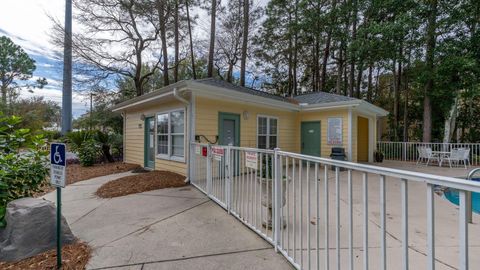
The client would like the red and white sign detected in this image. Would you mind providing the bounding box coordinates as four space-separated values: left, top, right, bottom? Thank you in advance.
212 146 224 161
245 151 258 169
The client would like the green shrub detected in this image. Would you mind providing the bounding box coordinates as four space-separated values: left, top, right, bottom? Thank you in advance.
95 131 114 162
0 114 49 227
78 139 100 166
42 130 63 141
66 130 94 152
109 133 123 159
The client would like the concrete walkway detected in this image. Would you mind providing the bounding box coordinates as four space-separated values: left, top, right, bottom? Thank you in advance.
43 172 293 270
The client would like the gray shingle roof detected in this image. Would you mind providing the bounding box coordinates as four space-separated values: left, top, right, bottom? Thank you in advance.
195 78 358 106
194 78 290 103
293 91 357 105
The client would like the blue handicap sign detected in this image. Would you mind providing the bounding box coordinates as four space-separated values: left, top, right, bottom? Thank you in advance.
50 143 66 166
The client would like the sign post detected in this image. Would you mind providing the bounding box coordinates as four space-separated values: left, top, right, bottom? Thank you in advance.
50 143 66 269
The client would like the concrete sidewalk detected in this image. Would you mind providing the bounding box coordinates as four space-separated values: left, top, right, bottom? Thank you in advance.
43 172 293 270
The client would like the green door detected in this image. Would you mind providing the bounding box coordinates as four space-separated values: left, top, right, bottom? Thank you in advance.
301 121 321 157
144 117 155 169
218 112 240 146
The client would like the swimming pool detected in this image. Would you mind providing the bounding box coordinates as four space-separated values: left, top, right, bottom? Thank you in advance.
442 177 480 214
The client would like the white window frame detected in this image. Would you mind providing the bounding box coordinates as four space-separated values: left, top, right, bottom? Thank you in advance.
256 115 279 149
155 108 186 162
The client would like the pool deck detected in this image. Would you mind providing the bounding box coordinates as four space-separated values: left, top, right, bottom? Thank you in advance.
373 160 480 178
217 160 480 269
353 160 480 269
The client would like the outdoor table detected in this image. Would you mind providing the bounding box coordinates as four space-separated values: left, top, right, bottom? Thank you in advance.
432 151 450 167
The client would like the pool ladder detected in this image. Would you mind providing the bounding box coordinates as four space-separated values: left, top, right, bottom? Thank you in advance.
465 168 480 223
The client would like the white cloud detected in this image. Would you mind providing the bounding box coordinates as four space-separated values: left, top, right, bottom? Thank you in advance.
0 0 64 55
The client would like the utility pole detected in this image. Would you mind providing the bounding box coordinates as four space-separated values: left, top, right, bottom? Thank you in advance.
90 92 95 130
61 0 72 135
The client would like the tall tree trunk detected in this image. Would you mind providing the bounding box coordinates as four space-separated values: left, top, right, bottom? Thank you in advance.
443 94 459 143
240 0 250 86
320 0 338 92
157 0 169 86
355 63 363 98
1 85 7 112
134 41 144 96
207 0 217 77
336 45 344 95
288 12 293 96
393 57 402 141
227 63 234 82
174 0 179 83
312 45 317 91
423 0 438 142
348 0 358 97
374 68 380 100
186 0 196 79
403 73 409 141
343 53 348 96
293 0 298 95
367 64 373 102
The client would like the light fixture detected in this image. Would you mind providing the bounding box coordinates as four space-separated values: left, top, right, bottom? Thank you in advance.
140 114 146 121
243 110 249 120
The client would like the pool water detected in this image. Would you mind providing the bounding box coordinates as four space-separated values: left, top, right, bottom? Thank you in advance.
443 189 480 214
442 177 480 214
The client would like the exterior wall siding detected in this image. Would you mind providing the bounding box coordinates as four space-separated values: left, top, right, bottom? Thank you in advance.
298 110 351 160
124 100 189 176
195 96 298 152
122 92 380 174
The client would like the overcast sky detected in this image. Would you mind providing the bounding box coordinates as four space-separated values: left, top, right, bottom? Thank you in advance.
1 0 97 117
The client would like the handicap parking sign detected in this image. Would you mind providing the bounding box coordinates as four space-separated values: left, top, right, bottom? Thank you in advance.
51 143 66 166
50 143 66 187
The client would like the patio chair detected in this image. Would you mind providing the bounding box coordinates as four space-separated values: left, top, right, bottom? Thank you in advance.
416 147 439 166
459 148 471 168
442 148 470 168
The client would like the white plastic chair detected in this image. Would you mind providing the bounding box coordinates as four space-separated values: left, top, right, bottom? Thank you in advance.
460 148 471 168
443 148 470 168
417 147 439 166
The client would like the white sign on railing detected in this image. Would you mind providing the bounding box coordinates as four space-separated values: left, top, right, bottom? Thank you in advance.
212 146 224 161
245 151 258 169
327 117 343 145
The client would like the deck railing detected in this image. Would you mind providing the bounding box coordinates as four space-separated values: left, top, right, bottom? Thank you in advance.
377 141 480 166
189 142 480 270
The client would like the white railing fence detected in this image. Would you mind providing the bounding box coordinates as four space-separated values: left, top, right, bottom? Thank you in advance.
377 141 480 166
189 142 480 270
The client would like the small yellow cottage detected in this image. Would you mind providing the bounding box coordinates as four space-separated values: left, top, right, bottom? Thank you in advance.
112 78 388 177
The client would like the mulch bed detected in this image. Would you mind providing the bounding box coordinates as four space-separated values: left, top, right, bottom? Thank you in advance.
95 170 187 198
0 241 91 270
35 162 141 197
66 162 141 185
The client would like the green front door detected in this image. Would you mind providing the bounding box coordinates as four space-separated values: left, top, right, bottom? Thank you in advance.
301 121 321 157
144 117 155 169
218 112 240 146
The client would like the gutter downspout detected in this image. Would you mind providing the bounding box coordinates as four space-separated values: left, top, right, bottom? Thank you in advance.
173 88 191 183
174 87 189 105
121 112 126 163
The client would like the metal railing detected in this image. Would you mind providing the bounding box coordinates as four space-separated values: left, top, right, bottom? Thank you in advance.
189 142 480 270
377 141 480 166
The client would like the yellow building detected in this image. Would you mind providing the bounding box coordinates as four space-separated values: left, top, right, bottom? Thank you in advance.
112 78 388 177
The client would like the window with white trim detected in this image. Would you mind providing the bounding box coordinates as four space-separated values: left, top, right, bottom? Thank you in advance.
156 110 185 159
257 116 278 149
